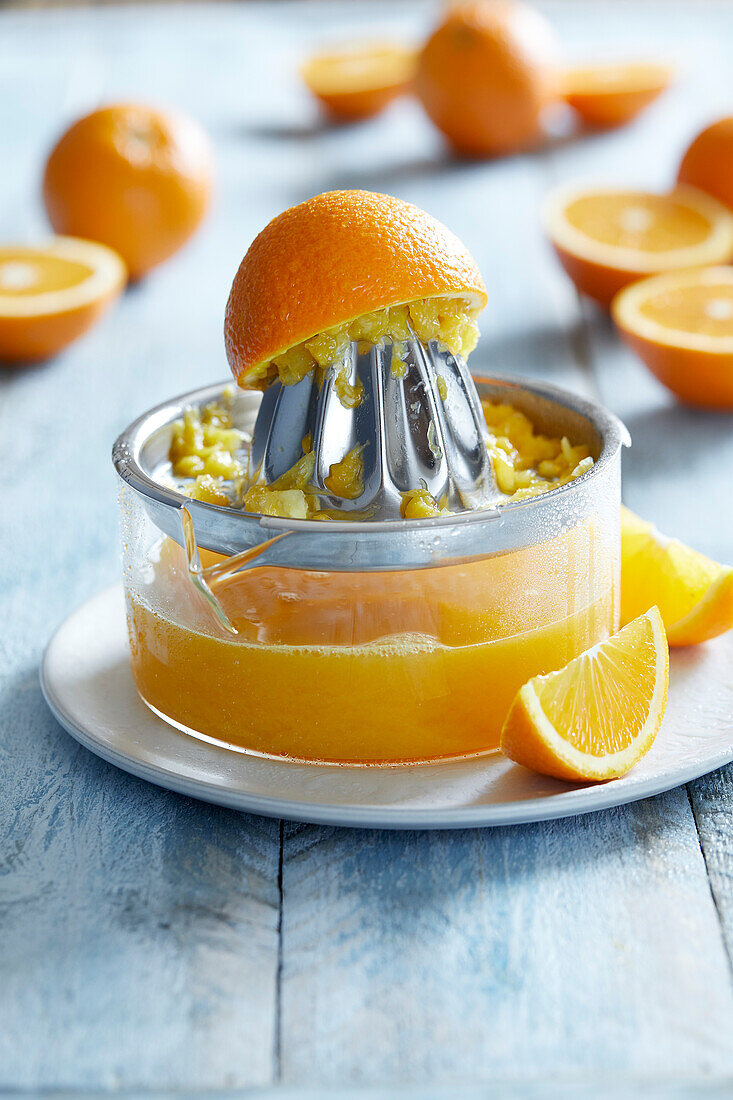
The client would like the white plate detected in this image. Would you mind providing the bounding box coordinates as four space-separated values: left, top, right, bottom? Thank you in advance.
41 585 733 830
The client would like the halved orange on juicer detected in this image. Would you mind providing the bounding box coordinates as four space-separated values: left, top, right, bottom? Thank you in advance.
544 185 733 308
561 62 674 129
500 607 669 782
225 189 487 390
300 42 416 121
0 237 126 364
613 266 733 408
621 506 733 647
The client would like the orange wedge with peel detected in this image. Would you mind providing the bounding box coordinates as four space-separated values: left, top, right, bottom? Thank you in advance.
621 505 733 647
500 607 668 782
562 62 674 128
0 237 126 364
301 42 415 121
543 184 733 308
613 266 733 408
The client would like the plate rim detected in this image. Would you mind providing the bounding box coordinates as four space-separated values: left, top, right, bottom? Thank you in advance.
40 585 733 830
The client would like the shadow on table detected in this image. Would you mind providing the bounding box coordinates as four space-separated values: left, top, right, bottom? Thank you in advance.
236 118 336 141
470 322 587 381
620 403 733 478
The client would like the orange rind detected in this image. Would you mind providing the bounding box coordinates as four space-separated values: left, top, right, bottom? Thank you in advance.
225 189 487 389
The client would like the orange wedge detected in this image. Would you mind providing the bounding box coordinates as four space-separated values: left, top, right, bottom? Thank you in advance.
0 237 126 364
562 62 674 129
500 608 668 782
301 42 416 121
544 184 733 308
613 266 733 408
621 505 733 647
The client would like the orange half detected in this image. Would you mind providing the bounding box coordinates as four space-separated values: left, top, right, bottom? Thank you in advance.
562 62 674 128
225 190 487 388
0 237 126 364
613 266 733 407
544 184 733 307
500 607 669 782
301 42 416 120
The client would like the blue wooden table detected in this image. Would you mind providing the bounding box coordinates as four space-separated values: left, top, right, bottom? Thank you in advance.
1 2 733 1096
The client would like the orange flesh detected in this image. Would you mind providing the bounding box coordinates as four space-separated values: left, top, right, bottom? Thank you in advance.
639 282 733 335
0 251 93 295
564 193 712 251
125 523 616 764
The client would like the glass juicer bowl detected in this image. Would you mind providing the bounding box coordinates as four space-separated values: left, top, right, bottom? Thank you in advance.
113 374 629 765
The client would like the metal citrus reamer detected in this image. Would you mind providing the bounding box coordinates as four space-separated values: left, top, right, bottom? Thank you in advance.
249 331 502 518
224 190 503 519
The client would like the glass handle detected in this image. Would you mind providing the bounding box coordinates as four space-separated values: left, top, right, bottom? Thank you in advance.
180 507 293 636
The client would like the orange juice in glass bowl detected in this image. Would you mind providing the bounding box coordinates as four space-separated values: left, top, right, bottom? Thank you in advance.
113 375 628 765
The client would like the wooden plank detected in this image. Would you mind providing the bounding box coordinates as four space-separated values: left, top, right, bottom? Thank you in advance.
546 2 733 971
1 1 732 1093
280 795 733 1085
275 0 733 1086
0 6 286 1091
688 771 733 967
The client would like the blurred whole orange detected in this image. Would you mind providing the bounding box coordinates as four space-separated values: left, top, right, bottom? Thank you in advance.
677 117 733 212
43 104 213 280
414 0 560 158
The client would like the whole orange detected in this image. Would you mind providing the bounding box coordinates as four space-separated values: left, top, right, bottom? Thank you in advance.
678 117 733 211
414 0 560 158
43 104 213 279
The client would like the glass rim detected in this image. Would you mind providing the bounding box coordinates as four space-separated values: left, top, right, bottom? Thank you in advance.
112 372 630 538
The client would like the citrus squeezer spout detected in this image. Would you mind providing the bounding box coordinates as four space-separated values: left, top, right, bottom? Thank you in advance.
249 336 502 519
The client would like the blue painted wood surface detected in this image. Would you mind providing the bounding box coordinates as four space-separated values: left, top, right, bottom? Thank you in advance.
1 2 732 1095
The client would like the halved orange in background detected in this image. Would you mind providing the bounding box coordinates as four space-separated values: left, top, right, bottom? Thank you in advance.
500 607 669 782
561 62 674 129
0 237 126 364
544 184 733 307
613 266 733 408
621 506 733 647
300 42 416 121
